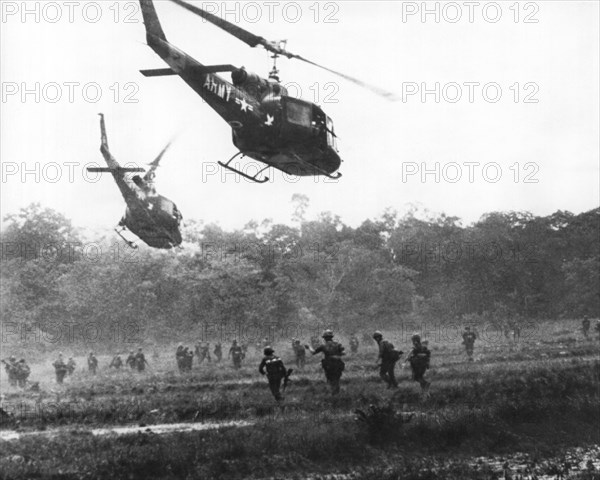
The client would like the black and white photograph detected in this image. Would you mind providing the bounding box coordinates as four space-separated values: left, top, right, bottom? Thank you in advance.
1 1 599 478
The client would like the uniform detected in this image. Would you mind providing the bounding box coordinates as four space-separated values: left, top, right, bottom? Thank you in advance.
135 349 148 372
229 341 244 369
53 355 69 384
16 360 30 388
87 353 98 374
184 347 194 371
67 358 76 375
373 332 402 388
259 348 287 401
309 330 345 395
407 335 431 392
126 352 136 369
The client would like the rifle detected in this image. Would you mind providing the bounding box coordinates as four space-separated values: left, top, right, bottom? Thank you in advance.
282 368 293 392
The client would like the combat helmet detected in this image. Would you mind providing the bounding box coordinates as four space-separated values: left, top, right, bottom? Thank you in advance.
264 347 274 355
411 334 421 343
372 330 383 339
322 329 334 339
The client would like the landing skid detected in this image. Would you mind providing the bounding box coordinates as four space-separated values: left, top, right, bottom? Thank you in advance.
218 151 342 183
218 152 269 184
114 227 138 249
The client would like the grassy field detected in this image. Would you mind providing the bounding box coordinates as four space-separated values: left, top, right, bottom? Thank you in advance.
1 319 599 479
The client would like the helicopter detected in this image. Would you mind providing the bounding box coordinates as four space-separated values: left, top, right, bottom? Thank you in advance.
138 0 397 183
88 113 183 249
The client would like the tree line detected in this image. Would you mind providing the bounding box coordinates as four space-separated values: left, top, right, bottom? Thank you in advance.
1 199 598 352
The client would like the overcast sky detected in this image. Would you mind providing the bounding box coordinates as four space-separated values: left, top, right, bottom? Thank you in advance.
1 1 598 235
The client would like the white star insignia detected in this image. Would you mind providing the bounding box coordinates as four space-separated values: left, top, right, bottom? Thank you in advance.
236 97 253 112
264 114 274 126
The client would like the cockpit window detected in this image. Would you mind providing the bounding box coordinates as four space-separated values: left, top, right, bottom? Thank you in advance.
326 116 337 149
286 100 312 127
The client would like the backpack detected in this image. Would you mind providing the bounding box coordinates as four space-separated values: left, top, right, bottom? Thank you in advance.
381 340 402 361
265 356 284 376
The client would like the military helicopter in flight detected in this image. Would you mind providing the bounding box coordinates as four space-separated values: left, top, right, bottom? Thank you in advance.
138 0 397 183
88 114 182 249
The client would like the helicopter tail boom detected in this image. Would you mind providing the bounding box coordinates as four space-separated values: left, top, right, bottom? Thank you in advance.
140 0 167 42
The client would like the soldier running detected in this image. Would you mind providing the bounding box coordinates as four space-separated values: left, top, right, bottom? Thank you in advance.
87 352 98 374
126 351 136 369
373 331 402 389
53 353 69 384
135 348 148 372
305 329 345 395
259 347 289 401
462 326 477 361
67 357 76 375
407 334 431 394
229 340 244 369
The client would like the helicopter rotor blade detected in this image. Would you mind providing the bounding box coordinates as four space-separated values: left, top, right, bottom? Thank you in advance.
290 55 400 101
169 0 265 48
144 139 175 182
169 0 398 100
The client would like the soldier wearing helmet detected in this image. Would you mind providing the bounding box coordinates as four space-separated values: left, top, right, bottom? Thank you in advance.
305 329 345 394
406 334 431 394
373 331 402 389
259 347 289 401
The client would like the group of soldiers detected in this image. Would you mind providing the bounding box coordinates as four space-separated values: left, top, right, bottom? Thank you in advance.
50 349 148 384
257 329 434 401
2 357 31 388
175 342 222 372
8 317 597 393
175 339 272 372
